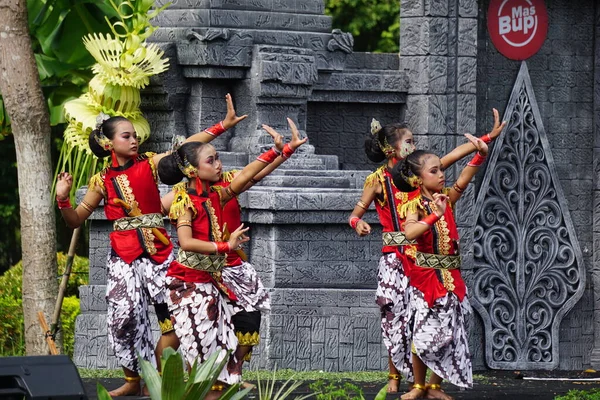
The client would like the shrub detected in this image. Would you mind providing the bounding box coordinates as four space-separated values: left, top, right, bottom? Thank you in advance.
0 253 88 356
555 389 600 400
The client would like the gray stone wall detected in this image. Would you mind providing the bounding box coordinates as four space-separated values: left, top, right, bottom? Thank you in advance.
475 0 595 370
307 102 404 170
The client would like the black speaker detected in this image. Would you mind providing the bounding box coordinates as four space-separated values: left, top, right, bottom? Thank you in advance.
0 355 88 399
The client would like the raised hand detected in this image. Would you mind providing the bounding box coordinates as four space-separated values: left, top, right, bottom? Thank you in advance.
432 193 448 217
56 172 73 200
465 133 488 156
222 93 248 129
228 223 250 250
286 118 308 150
488 108 506 140
261 124 285 151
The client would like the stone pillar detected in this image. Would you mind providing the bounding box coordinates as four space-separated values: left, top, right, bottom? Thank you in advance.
590 3 600 370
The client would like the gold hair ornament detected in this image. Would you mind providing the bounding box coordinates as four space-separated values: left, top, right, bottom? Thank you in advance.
370 118 394 157
94 112 112 150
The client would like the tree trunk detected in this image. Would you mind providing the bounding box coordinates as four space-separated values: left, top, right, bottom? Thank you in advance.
0 0 58 355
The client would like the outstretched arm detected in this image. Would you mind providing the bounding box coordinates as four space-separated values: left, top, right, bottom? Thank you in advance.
440 108 505 169
447 134 489 205
241 118 308 191
153 93 247 165
219 124 285 206
56 172 104 228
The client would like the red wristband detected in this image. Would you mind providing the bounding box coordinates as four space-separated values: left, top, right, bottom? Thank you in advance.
467 152 486 167
204 121 226 137
419 213 440 226
481 134 492 144
57 196 72 210
257 148 279 164
282 143 295 159
349 217 360 230
215 242 231 254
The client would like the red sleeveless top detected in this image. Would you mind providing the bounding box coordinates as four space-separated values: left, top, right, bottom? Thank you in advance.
400 189 467 307
89 153 172 264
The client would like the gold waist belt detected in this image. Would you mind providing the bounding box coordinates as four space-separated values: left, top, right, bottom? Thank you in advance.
113 213 164 231
177 250 226 273
382 231 416 246
415 251 461 270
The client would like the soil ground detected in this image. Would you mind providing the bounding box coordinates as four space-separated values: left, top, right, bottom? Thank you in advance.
84 370 600 400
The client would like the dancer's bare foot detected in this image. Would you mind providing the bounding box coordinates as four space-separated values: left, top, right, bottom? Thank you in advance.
425 385 453 400
387 374 400 393
108 380 141 397
400 384 427 400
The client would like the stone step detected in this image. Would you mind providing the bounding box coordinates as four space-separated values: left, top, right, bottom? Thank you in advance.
258 174 352 188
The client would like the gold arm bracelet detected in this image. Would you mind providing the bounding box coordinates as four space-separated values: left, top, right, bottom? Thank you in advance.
453 182 465 193
225 186 238 197
356 200 369 210
177 220 193 228
80 200 94 213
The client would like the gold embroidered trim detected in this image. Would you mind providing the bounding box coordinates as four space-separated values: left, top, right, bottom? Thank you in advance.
158 318 174 334
115 174 135 206
113 213 164 231
415 251 461 270
236 331 260 346
382 231 416 247
140 228 157 255
169 183 197 220
441 269 456 292
205 198 223 242
177 250 226 272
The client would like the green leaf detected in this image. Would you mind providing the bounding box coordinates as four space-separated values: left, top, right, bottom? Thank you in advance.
96 382 113 400
373 384 388 400
161 351 185 400
139 356 162 400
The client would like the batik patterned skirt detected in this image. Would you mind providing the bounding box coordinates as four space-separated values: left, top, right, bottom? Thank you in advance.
106 252 173 372
221 261 271 313
376 252 410 356
402 287 473 388
166 277 241 385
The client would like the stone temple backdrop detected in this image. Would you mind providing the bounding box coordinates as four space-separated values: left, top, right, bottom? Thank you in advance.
74 0 599 372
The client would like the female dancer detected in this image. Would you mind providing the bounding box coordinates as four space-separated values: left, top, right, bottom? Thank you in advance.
55 94 246 396
348 110 504 393
157 121 306 397
391 135 488 400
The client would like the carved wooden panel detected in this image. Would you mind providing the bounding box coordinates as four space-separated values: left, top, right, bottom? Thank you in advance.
471 62 586 369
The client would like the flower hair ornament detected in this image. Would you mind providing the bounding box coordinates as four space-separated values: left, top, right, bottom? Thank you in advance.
94 112 112 151
171 135 198 178
400 164 422 188
371 118 395 158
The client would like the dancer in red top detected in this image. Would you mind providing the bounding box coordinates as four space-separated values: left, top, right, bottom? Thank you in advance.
391 134 489 400
157 120 307 398
348 110 505 393
56 94 246 396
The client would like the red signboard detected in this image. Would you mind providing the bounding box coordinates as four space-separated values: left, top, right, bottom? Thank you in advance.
487 0 548 60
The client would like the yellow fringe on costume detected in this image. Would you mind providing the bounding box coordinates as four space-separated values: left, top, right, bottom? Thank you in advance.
169 183 197 220
158 318 174 334
236 331 260 346
88 170 107 196
221 169 239 183
398 195 424 219
363 165 387 207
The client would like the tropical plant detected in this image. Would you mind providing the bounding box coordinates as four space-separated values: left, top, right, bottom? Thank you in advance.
555 389 600 400
57 0 170 200
256 369 315 400
139 347 250 400
309 380 364 400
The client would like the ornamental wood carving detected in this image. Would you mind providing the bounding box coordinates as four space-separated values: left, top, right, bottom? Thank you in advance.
471 62 585 369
